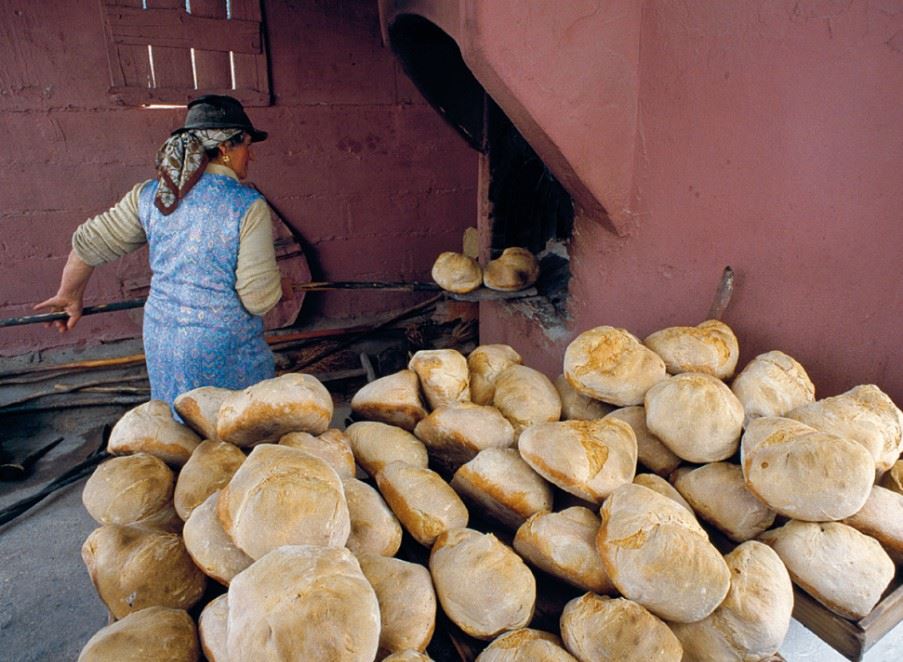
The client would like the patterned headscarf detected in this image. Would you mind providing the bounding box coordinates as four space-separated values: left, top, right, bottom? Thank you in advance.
153 128 243 215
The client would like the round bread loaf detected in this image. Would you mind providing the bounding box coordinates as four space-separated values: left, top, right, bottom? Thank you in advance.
350 369 427 431
430 528 536 640
382 651 434 661
279 428 355 478
414 401 515 471
564 326 668 406
730 350 815 424
786 384 903 473
343 477 403 557
493 365 561 437
604 406 681 476
217 444 350 559
513 507 614 594
597 483 730 623
199 594 229 662
173 439 245 521
226 545 380 662
674 462 776 542
670 541 793 662
483 247 539 291
78 606 199 662
81 524 207 619
643 319 739 379
759 520 895 620
632 473 693 514
843 485 903 560
216 373 333 446
357 553 436 655
83 453 176 528
476 628 577 661
644 372 744 463
879 459 903 494
409 349 471 410
376 461 469 546
182 491 252 586
519 419 637 504
345 421 429 477
741 416 875 521
468 344 522 406
109 400 201 467
560 593 682 662
174 385 232 442
554 374 615 420
432 251 483 294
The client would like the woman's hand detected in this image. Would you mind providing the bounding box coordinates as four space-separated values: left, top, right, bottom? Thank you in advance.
35 249 95 332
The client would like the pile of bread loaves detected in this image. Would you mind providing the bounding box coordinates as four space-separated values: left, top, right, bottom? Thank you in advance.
431 247 539 294
76 320 903 661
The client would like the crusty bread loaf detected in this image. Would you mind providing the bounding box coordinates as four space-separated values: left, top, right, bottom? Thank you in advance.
343 477 403 557
174 385 232 442
83 454 177 529
279 428 355 478
476 628 577 661
513 507 614 594
843 485 903 560
759 520 895 620
350 369 428 431
603 406 681 476
741 417 875 521
81 524 206 619
482 247 539 292
644 372 744 463
376 461 469 546
217 444 350 559
432 251 483 294
345 421 429 477
430 528 536 640
554 374 615 421
730 351 815 424
597 483 730 623
173 440 245 521
493 365 562 437
560 593 682 662
786 384 903 473
564 326 668 406
670 541 793 662
382 651 434 661
468 344 522 406
643 320 740 380
109 400 201 467
880 460 903 495
216 373 333 446
451 447 553 530
226 545 380 662
409 349 471 409
519 419 637 503
674 462 776 542
78 607 199 662
357 553 436 655
198 594 229 662
632 473 694 514
414 401 515 471
182 491 252 586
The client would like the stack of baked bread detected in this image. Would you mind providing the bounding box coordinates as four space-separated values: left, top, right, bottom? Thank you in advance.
76 321 903 662
431 247 540 294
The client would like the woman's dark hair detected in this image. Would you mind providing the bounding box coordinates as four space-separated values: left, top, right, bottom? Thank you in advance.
204 132 246 161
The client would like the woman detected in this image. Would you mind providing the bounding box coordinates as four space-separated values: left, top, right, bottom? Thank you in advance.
36 95 282 409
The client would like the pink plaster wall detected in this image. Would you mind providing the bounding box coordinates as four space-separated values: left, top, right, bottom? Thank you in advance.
0 0 477 355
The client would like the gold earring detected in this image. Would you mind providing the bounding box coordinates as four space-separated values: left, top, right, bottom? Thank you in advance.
222 154 231 164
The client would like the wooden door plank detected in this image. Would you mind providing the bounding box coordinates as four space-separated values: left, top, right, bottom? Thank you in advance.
107 6 261 54
230 0 269 104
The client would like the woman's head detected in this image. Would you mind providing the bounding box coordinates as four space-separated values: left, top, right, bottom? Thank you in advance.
210 132 255 180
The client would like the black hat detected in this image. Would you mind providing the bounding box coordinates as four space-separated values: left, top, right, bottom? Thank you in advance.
174 94 268 142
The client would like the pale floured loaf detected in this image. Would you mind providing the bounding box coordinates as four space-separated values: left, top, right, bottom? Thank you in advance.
671 541 793 662
82 453 176 528
482 247 539 292
644 372 744 463
513 507 614 594
493 365 562 437
216 373 333 446
643 319 740 379
519 419 637 504
759 520 895 620
432 251 483 294
279 428 355 478
198 594 229 662
343 477 403 557
226 545 380 662
604 406 681 476
414 401 515 471
109 400 201 467
217 444 350 559
597 483 731 623
554 374 615 420
468 344 522 406
173 439 245 521
741 417 875 521
174 385 232 442
730 351 815 424
560 593 682 662
843 485 903 560
632 473 694 514
350 369 427 431
409 349 471 409
564 326 668 406
430 528 536 640
345 421 429 477
476 628 577 661
450 447 553 530
77 607 199 662
182 491 252 586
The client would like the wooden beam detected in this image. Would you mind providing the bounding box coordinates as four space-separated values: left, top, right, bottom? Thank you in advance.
106 7 261 54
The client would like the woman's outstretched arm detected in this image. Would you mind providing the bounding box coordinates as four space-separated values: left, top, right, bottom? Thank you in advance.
34 249 95 332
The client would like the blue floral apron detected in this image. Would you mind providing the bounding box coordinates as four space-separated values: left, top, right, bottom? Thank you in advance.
138 174 275 410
